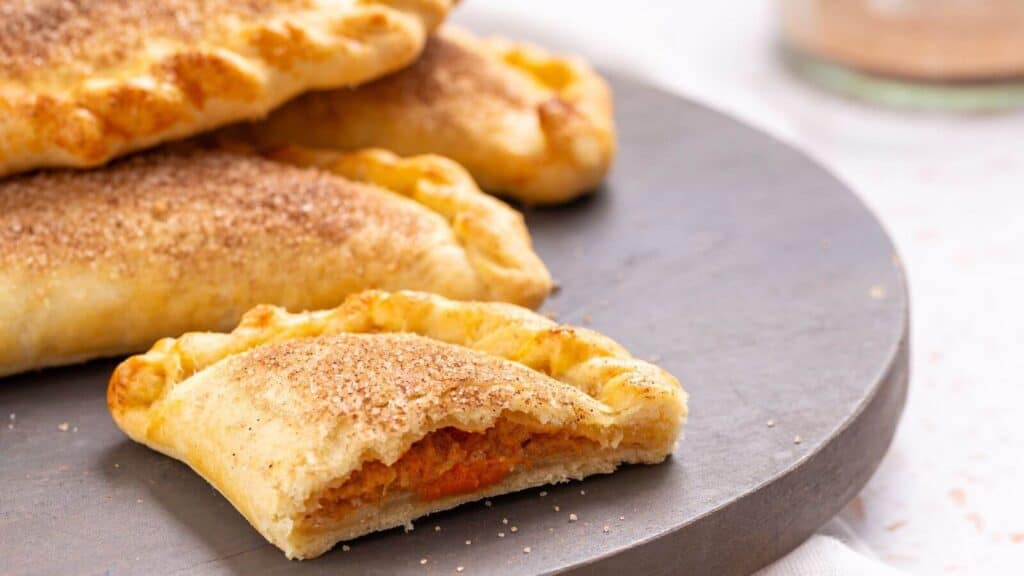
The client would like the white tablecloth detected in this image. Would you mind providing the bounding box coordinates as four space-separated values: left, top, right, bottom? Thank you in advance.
756 535 905 576
460 2 1024 574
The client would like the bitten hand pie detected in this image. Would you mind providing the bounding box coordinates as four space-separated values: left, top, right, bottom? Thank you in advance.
108 290 687 559
231 26 616 205
0 146 549 377
0 0 454 178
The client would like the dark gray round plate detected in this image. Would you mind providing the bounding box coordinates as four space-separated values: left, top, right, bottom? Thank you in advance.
0 77 908 576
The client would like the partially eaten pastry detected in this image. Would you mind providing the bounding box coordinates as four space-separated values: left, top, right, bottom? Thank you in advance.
0 146 549 377
0 0 454 177
108 290 686 559
230 25 616 205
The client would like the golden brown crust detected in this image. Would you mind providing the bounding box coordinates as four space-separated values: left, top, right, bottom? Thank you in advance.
0 146 549 377
0 0 455 178
230 25 615 205
267 146 551 305
108 290 687 559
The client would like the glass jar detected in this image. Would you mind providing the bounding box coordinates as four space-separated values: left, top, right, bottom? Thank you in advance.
780 0 1024 111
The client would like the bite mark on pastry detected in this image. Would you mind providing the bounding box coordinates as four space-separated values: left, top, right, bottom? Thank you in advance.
299 420 604 536
108 290 687 559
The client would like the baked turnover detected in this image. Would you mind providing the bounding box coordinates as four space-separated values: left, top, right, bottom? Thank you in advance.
231 26 616 205
0 146 549 377
108 290 687 559
0 0 454 178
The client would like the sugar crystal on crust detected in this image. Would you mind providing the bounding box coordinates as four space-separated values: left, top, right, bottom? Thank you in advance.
0 147 439 273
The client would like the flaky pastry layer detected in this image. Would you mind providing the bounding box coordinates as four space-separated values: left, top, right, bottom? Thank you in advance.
108 290 686 559
0 0 454 177
0 146 549 377
229 25 616 205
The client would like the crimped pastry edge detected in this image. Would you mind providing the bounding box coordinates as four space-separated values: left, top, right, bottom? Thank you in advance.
470 27 617 205
231 24 616 205
267 146 553 308
0 0 454 177
108 289 686 454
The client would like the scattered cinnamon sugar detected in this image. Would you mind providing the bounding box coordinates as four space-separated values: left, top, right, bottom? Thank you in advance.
229 333 550 427
0 148 437 274
885 520 907 532
846 496 866 521
0 1 295 76
966 512 984 533
949 488 967 508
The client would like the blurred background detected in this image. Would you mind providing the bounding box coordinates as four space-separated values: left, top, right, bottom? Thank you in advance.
460 1 1024 574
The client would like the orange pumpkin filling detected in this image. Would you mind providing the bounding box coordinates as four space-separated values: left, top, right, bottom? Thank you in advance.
300 420 595 530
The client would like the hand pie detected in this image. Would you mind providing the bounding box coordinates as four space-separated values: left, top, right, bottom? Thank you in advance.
0 0 454 178
108 290 687 559
230 26 616 205
0 146 549 377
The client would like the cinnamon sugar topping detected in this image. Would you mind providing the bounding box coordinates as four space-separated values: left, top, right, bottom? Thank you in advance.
0 147 437 272
0 0 308 77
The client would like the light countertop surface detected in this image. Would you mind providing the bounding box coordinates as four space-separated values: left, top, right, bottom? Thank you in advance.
460 2 1024 574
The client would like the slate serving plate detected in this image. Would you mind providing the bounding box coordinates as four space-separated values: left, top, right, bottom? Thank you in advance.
0 76 908 576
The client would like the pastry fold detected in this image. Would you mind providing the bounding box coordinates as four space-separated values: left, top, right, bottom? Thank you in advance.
108 290 687 559
0 0 454 177
0 146 549 377
231 26 616 205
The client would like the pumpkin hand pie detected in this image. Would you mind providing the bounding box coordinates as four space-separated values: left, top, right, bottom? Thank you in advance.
108 290 687 559
229 25 616 205
0 0 454 177
0 145 549 377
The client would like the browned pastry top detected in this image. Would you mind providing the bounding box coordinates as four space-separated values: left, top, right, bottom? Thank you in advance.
378 30 532 110
0 0 454 177
234 25 615 204
0 0 309 78
0 147 437 272
225 332 574 428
